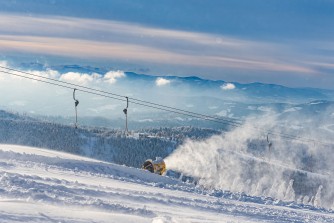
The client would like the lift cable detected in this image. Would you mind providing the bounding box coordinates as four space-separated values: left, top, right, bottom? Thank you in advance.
0 66 242 126
0 70 239 127
1 67 333 147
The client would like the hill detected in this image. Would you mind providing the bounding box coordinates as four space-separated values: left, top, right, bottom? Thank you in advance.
0 144 333 222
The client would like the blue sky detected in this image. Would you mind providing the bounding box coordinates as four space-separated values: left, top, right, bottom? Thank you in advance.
0 0 334 89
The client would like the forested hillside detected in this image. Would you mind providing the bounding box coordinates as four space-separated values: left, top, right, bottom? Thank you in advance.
0 110 220 167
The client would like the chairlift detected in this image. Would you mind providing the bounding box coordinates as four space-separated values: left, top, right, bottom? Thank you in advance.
73 88 79 128
123 96 129 134
267 133 272 160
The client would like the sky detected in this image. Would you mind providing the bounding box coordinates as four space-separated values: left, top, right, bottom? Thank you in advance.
0 0 334 89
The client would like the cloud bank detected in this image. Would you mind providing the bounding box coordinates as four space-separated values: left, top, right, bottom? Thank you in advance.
104 71 126 84
0 62 129 117
1 13 332 89
220 83 236 90
155 77 171 86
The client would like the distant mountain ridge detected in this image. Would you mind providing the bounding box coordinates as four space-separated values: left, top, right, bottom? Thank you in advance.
18 62 334 104
2 62 333 131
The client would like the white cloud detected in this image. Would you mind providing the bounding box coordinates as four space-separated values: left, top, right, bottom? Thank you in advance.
156 77 171 86
220 83 236 90
0 60 8 67
29 69 61 81
60 72 95 85
103 70 125 84
91 73 102 79
0 14 319 83
59 71 126 85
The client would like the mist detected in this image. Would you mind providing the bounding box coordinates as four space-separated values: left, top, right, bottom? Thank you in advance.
0 61 182 119
0 61 274 125
165 115 334 209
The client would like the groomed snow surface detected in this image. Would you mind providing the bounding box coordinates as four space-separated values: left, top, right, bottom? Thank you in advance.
0 145 333 223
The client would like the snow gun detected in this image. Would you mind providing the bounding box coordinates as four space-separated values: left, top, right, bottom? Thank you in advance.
142 157 166 175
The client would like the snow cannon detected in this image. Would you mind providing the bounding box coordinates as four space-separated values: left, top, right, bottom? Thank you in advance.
142 157 166 175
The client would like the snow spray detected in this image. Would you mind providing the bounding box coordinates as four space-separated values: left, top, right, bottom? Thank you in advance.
165 116 334 209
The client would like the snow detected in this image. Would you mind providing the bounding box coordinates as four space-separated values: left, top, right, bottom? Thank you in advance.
0 144 333 223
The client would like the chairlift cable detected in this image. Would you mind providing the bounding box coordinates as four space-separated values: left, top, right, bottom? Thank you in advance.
1 68 333 147
0 70 235 126
0 66 242 126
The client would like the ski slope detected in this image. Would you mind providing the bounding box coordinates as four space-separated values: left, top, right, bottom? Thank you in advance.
0 145 333 223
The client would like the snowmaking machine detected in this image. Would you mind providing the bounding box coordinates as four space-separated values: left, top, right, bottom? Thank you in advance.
142 157 166 175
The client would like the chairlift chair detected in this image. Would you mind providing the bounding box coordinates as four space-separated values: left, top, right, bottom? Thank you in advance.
123 96 129 134
73 88 79 128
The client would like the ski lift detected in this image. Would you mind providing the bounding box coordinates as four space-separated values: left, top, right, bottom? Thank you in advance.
121 97 157 139
267 133 272 160
123 96 129 134
73 88 79 128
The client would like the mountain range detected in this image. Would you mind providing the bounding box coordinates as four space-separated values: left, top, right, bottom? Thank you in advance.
1 62 333 134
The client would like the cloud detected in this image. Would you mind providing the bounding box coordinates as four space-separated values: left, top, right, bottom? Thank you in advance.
3 14 334 88
59 70 125 85
0 60 8 67
0 14 316 76
156 77 171 86
0 63 122 87
29 69 61 81
59 72 97 85
0 14 251 49
103 70 125 84
0 63 130 117
220 83 236 90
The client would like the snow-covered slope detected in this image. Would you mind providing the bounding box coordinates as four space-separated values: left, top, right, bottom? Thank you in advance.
0 144 333 222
